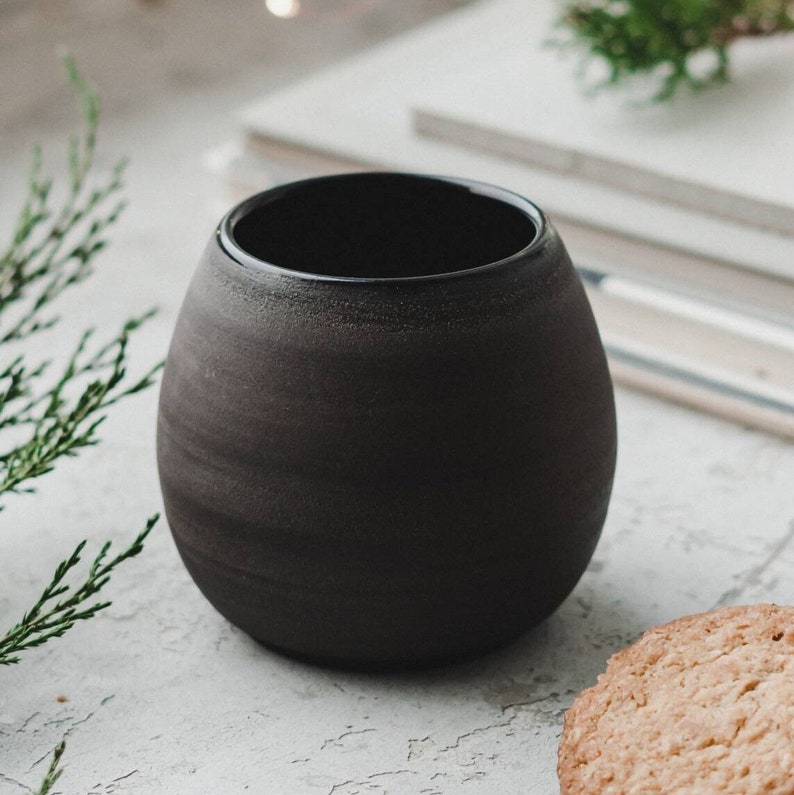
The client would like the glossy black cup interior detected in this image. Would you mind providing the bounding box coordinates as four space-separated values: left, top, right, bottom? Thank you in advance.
227 173 540 279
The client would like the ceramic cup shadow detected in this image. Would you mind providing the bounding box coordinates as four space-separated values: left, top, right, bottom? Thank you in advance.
157 173 617 670
328 573 651 703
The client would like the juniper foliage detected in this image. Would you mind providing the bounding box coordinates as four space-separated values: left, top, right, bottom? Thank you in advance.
35 740 66 795
557 0 794 101
0 56 161 789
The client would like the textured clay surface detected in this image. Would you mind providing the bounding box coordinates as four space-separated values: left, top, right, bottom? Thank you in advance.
558 604 794 795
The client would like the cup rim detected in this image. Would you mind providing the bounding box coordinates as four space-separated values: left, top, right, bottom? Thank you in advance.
217 172 549 284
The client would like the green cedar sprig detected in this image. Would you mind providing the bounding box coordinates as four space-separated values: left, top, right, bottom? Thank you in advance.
557 0 794 101
0 53 162 794
0 314 163 501
36 739 66 795
0 55 128 343
0 52 162 658
0 516 156 665
0 54 165 503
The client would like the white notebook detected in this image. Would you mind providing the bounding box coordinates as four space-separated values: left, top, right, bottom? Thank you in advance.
228 0 794 435
239 0 794 281
412 0 794 245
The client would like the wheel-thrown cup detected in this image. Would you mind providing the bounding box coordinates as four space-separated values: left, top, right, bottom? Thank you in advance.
157 173 617 669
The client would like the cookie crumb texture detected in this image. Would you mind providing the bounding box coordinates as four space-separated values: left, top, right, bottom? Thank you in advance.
558 604 794 794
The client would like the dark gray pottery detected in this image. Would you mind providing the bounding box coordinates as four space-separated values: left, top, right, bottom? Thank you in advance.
157 173 617 670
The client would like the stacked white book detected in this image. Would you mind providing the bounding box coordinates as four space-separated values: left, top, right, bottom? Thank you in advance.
211 0 794 437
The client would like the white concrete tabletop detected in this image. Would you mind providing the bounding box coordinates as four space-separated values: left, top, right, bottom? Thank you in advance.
2 2 793 793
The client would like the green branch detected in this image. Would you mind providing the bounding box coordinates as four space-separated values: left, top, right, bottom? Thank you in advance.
0 54 127 342
0 516 157 666
0 314 163 502
556 0 794 101
36 739 66 795
1 52 162 795
0 54 163 504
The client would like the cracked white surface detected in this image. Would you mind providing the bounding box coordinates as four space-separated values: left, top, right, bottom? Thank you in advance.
1 2 793 793
2 389 791 792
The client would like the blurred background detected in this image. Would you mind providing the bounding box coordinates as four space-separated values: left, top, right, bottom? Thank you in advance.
0 0 474 388
1 0 470 226
1 0 470 149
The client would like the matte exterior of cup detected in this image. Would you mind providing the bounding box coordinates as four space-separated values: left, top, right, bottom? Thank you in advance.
157 173 617 669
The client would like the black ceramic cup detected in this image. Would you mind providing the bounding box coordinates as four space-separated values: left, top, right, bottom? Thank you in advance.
157 173 617 670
